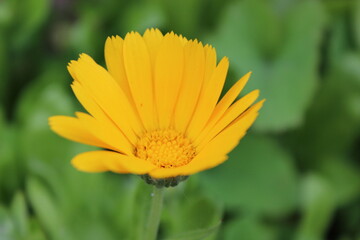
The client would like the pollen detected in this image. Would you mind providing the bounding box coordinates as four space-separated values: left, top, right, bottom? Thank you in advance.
135 129 196 168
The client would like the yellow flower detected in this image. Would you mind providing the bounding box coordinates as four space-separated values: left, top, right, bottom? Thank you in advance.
49 28 264 180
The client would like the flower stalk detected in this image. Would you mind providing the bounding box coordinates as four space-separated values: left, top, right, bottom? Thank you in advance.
145 186 165 240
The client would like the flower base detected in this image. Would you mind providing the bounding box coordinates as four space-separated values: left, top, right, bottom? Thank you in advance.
140 174 189 188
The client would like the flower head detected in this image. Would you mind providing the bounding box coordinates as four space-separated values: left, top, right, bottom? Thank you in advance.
49 28 264 182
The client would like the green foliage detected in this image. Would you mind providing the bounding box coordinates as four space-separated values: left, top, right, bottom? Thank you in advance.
354 0 360 49
163 183 222 239
121 1 166 34
223 216 275 240
0 0 359 239
200 135 298 216
0 192 46 240
295 174 336 240
0 206 14 240
12 0 50 51
164 223 220 240
10 192 29 239
318 156 360 206
209 0 326 132
0 109 19 204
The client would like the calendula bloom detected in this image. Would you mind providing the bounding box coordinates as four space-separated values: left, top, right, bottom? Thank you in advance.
49 28 264 182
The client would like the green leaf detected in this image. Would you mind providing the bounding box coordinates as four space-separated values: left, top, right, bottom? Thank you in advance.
183 197 220 232
0 109 19 203
318 156 360 206
0 206 15 240
121 2 166 34
67 9 104 56
162 181 222 240
10 192 28 238
165 222 221 240
0 0 14 29
160 0 203 37
16 64 74 123
209 0 326 132
295 174 336 240
223 216 275 240
353 0 360 48
341 52 360 87
27 177 70 240
200 135 298 216
12 0 50 51
28 219 47 240
289 55 360 166
0 30 8 102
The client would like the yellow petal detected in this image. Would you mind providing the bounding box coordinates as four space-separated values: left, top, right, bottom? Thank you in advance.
49 115 109 148
143 28 163 66
71 81 116 127
186 57 229 140
205 72 252 129
195 90 260 148
72 151 156 174
123 32 156 130
173 40 205 132
104 36 131 98
203 45 217 85
75 112 133 155
105 36 144 130
177 34 188 46
154 32 185 129
68 54 142 143
225 99 265 130
71 81 140 148
149 100 264 178
148 155 228 179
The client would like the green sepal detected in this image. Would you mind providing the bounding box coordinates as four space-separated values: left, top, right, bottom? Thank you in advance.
140 175 189 188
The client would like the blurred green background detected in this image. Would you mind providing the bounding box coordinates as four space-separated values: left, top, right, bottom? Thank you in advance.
0 0 360 239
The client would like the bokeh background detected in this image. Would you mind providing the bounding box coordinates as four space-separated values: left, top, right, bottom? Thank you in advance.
1 0 360 239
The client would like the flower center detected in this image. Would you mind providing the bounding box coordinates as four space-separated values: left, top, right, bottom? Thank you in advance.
135 129 196 168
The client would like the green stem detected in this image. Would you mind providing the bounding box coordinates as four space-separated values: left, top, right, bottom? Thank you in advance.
145 186 164 240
